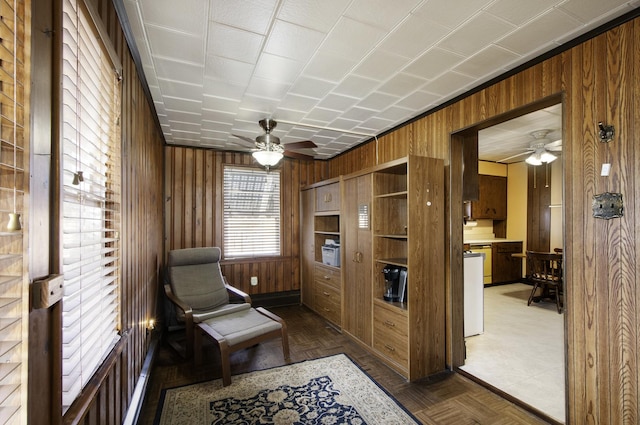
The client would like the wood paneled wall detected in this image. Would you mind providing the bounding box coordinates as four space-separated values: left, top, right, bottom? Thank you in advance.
164 148 318 295
28 0 165 424
324 15 640 424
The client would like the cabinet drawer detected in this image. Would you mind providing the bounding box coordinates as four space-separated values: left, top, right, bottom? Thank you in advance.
316 183 340 211
314 282 341 325
373 302 408 368
314 264 341 290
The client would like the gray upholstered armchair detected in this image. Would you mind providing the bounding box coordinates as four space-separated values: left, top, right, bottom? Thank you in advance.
165 247 290 385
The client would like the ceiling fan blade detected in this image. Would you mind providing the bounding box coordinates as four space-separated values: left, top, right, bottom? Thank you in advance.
496 151 532 163
231 134 257 147
545 139 562 151
283 140 317 150
283 150 314 161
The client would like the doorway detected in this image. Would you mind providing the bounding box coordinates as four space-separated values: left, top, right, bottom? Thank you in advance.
450 98 566 424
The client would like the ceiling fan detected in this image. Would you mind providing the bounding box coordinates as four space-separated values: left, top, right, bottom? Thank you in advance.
497 129 562 165
232 119 317 168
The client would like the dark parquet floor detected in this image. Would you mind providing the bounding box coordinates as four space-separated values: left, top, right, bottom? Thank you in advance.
138 304 550 424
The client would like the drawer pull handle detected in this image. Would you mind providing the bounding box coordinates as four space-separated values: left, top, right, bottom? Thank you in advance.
322 291 330 296
323 308 331 312
384 344 395 352
323 275 331 280
384 320 395 327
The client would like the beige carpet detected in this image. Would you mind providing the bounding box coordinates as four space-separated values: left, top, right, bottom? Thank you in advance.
155 354 419 425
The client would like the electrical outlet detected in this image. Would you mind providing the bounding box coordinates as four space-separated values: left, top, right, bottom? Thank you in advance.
250 276 258 286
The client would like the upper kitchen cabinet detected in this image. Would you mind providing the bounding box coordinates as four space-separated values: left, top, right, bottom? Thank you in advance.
465 175 507 220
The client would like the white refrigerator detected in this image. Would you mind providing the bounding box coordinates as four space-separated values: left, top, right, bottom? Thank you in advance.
463 252 484 337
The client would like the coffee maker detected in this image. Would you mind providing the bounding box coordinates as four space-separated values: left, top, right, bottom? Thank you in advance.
382 264 407 302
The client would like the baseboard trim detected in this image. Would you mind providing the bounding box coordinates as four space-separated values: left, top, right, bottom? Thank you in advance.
122 331 160 425
251 291 300 308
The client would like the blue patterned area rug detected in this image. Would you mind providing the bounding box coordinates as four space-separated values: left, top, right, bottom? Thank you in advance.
155 354 420 424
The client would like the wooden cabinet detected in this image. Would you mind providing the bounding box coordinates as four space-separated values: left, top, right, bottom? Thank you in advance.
371 156 445 380
300 179 342 326
342 175 372 345
300 156 445 381
315 182 340 212
313 264 341 326
466 175 507 220
492 241 523 283
300 188 316 308
373 301 409 371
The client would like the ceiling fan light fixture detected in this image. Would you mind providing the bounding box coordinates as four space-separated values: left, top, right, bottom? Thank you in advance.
252 150 283 167
540 150 557 163
525 153 543 166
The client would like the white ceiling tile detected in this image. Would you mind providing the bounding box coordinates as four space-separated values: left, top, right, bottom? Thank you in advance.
330 117 364 131
280 93 319 112
396 90 440 110
272 108 308 124
422 72 476 96
207 23 264 64
168 120 201 133
201 120 234 133
203 78 246 101
497 9 583 55
341 106 378 121
558 0 632 24
244 77 291 100
453 45 521 78
357 92 400 112
209 0 277 34
201 109 236 124
303 50 357 82
144 25 204 64
289 76 336 99
162 110 201 124
157 78 203 100
378 15 451 58
140 0 207 36
253 53 304 84
264 20 326 63
377 73 427 97
360 116 396 132
437 12 516 57
316 93 359 112
277 0 350 32
351 49 411 81
304 107 342 123
321 17 386 60
345 0 423 30
486 0 558 26
204 55 254 86
202 95 240 113
333 75 379 98
142 65 159 86
152 56 204 85
376 105 416 122
403 47 465 80
162 95 202 114
413 0 494 29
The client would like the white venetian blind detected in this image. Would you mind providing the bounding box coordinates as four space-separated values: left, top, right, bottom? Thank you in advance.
0 0 27 423
60 0 121 411
223 166 281 258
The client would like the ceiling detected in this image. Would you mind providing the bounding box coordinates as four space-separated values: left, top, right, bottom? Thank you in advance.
118 0 638 162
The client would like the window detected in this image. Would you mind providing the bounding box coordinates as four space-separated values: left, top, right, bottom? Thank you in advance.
60 0 122 411
223 166 281 258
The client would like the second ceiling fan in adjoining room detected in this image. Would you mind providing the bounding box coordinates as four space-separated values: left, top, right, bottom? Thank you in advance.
498 129 562 165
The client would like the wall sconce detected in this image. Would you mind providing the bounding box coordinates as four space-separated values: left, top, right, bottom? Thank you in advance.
598 122 614 143
146 319 155 335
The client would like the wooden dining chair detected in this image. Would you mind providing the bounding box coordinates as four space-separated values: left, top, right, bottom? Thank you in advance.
526 251 563 313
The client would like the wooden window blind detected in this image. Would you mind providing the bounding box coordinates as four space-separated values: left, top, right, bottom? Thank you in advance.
60 0 121 411
0 0 28 423
223 166 281 258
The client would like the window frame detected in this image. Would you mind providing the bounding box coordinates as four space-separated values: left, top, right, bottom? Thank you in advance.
222 165 282 259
